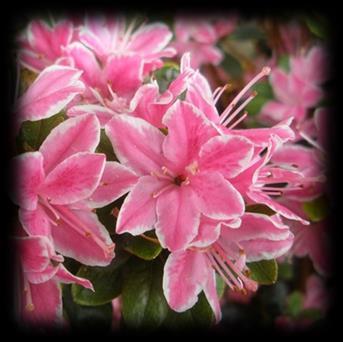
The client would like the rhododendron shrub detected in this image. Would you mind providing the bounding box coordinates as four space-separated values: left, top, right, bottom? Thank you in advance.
9 13 331 332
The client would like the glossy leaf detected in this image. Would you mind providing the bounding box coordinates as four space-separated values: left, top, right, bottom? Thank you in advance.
248 259 278 285
122 234 162 260
303 196 329 222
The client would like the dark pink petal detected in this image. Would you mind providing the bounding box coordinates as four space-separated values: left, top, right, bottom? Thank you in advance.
199 135 254 178
11 152 45 210
66 42 102 88
162 101 217 169
39 114 100 174
128 23 172 54
240 234 294 262
105 115 164 175
17 236 51 273
51 20 73 55
260 101 294 124
192 171 244 220
104 54 143 98
41 152 105 205
67 104 115 127
27 20 54 58
85 162 138 208
203 268 222 323
18 65 85 123
51 207 114 266
230 118 295 147
116 175 163 235
190 217 221 248
270 68 293 104
54 264 94 290
23 280 63 324
19 205 51 237
247 191 309 225
156 186 200 251
163 250 209 312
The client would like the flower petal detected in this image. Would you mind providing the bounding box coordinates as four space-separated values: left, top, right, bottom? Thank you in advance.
199 134 254 178
85 162 138 208
51 207 114 266
190 217 221 248
39 114 100 174
41 152 105 205
54 264 94 291
162 101 217 169
156 186 200 251
11 152 45 210
163 250 208 312
128 23 172 54
105 114 164 175
192 171 244 220
116 175 162 235
104 54 143 98
19 205 51 237
18 65 84 124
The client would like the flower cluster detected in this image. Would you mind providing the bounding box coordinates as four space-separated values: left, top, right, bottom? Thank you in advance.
11 15 330 330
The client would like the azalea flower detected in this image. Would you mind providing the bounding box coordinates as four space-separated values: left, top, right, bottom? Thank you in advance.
171 16 236 68
163 213 294 321
12 114 134 266
67 54 194 127
105 100 253 251
16 232 93 325
16 65 85 130
18 19 75 72
260 46 328 129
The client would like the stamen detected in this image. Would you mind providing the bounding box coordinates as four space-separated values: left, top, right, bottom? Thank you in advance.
213 84 229 104
220 67 270 124
299 131 325 153
227 112 248 130
40 197 60 221
221 91 257 126
24 278 35 312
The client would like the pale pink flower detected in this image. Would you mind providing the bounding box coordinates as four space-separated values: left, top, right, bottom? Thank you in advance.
16 65 85 130
18 19 75 72
260 46 328 127
172 16 236 68
105 100 252 251
12 114 137 266
16 233 93 325
78 16 175 73
163 213 293 320
67 54 194 128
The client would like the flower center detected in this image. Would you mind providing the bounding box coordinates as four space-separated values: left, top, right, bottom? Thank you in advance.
174 174 188 186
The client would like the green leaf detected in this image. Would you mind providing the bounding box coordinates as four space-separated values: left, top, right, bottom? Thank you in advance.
286 291 304 318
216 274 226 299
230 24 266 41
305 15 329 39
220 52 243 79
303 196 329 222
63 285 113 330
18 112 65 151
248 259 278 285
163 292 214 330
72 252 129 306
154 62 180 93
278 261 293 280
96 129 117 161
278 54 290 72
245 203 276 216
245 81 274 116
122 234 162 260
122 257 169 329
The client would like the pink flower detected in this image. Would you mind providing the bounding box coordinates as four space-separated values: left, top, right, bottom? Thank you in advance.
105 100 252 251
260 46 328 127
16 233 93 325
12 114 137 266
163 213 293 320
172 16 236 68
78 16 175 72
67 54 194 128
16 65 85 130
18 19 75 72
